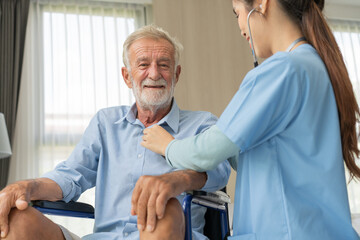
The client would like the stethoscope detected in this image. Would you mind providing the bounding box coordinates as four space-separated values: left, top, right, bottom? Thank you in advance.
247 5 306 68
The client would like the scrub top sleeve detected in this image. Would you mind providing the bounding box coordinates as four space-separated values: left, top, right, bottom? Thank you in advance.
217 55 302 152
165 125 240 171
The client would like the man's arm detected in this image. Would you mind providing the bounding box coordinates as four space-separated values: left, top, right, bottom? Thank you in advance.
0 178 62 238
131 170 207 232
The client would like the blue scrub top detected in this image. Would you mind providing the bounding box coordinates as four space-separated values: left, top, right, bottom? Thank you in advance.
217 44 359 240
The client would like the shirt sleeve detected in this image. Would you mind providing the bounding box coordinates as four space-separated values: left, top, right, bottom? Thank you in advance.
166 125 239 173
217 54 303 152
42 111 103 202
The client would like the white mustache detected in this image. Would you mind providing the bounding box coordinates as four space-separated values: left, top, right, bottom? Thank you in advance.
141 78 167 88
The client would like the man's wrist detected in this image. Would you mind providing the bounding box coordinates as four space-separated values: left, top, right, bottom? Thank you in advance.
27 179 39 200
182 170 207 191
27 178 63 201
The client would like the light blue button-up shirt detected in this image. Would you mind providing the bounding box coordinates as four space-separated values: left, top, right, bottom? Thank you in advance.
43 100 231 240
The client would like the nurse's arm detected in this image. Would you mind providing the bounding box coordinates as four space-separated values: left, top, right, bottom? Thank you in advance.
142 125 240 171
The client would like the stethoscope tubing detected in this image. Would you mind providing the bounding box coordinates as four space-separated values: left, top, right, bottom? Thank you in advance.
247 7 259 68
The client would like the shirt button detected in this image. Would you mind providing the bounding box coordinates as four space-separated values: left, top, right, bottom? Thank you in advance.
124 232 129 237
138 154 142 158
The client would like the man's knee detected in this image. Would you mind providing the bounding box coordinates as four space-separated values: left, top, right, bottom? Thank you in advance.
7 207 35 235
6 207 64 240
140 198 185 240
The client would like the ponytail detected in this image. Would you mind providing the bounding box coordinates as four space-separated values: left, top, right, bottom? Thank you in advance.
301 1 360 180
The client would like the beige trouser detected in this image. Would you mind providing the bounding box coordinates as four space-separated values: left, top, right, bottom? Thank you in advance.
58 225 82 240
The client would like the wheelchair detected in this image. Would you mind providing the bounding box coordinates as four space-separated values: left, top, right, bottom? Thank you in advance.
32 190 231 240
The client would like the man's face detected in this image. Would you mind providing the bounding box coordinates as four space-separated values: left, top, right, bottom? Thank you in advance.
123 38 180 110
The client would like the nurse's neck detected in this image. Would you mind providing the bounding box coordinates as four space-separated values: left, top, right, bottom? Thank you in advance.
266 3 306 54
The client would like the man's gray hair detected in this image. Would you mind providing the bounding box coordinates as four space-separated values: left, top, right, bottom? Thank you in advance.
122 25 183 69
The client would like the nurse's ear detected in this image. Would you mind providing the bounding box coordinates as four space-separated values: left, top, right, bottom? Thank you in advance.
259 0 268 14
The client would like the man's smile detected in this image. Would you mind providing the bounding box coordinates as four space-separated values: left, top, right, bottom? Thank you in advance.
143 85 165 89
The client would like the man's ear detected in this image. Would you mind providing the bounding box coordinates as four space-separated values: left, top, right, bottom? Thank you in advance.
175 65 181 84
122 67 132 88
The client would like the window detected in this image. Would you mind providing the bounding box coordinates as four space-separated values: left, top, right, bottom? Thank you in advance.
12 0 149 236
41 4 142 146
330 19 360 215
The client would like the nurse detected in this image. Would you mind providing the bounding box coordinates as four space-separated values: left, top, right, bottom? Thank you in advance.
139 0 360 239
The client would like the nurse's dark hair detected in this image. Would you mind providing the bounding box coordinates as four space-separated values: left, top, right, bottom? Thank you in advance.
241 0 360 180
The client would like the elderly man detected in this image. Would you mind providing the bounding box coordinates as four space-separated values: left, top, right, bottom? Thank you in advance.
0 25 230 240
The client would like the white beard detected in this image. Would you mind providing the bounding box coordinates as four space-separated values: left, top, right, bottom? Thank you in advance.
131 75 175 111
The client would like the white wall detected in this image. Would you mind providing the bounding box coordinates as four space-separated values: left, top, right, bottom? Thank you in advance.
325 2 360 21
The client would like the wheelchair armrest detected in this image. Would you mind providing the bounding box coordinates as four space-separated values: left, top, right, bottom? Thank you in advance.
183 190 231 240
31 200 95 219
187 190 231 210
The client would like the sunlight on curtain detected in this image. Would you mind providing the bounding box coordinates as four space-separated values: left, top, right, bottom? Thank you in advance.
330 19 360 215
40 2 141 174
11 0 147 236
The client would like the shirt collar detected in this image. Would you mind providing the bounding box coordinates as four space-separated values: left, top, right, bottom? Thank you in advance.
114 103 137 125
157 99 180 133
115 99 180 133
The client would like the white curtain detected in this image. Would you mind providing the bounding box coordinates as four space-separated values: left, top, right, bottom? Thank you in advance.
10 0 147 236
330 19 360 217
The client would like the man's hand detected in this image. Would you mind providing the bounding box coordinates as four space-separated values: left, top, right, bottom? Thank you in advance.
0 180 34 238
131 170 207 233
0 178 62 238
141 125 174 156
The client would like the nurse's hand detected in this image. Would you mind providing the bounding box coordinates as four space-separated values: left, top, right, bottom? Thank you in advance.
141 125 174 156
